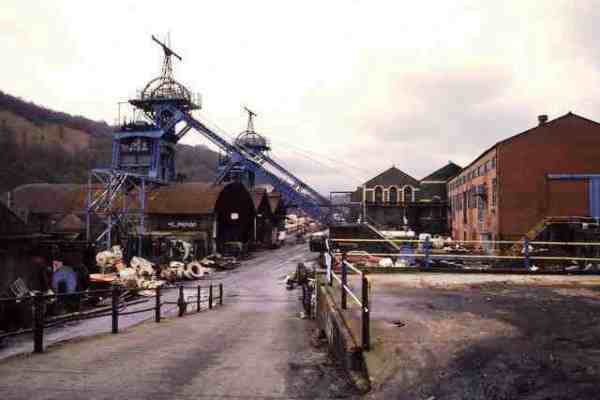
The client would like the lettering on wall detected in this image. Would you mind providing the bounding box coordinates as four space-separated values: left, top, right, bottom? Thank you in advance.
167 221 198 229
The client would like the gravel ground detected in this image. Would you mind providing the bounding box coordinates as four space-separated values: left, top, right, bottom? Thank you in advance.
359 273 600 400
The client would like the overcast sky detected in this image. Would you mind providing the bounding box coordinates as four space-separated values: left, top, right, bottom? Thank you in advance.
1 1 599 194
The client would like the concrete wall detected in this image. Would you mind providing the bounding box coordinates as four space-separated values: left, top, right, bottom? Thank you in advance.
315 283 364 373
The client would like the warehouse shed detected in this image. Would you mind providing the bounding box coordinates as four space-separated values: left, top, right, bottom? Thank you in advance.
4 181 259 255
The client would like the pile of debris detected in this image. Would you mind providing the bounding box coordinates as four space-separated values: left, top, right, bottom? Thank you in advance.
92 246 216 291
198 253 240 270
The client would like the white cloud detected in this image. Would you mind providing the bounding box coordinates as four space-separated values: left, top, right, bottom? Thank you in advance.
1 0 599 194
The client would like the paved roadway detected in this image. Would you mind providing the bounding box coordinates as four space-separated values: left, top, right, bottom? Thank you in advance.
0 243 357 400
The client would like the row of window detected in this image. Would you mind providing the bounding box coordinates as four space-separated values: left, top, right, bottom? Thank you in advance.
372 185 414 203
449 179 497 214
449 157 496 191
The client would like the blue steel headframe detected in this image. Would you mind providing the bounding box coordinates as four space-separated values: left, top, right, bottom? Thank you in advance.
237 158 326 220
161 107 332 222
123 103 330 221
112 101 187 183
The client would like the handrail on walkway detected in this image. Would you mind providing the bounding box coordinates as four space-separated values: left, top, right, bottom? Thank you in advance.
0 282 224 354
324 239 370 351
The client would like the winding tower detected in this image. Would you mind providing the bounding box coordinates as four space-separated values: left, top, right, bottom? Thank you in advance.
217 107 271 188
86 35 199 250
88 35 332 251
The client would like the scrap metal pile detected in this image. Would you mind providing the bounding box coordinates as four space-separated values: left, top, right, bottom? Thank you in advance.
91 246 235 292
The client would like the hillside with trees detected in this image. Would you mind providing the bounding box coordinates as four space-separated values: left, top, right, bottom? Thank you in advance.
0 91 218 193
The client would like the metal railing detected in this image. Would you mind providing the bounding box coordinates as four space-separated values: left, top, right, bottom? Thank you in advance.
0 283 224 354
328 237 600 270
324 240 370 350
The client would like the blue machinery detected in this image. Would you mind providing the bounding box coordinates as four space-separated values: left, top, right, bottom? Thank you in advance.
87 36 330 249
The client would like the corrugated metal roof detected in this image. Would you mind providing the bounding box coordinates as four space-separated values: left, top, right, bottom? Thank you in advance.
7 182 229 216
7 182 277 217
145 182 225 215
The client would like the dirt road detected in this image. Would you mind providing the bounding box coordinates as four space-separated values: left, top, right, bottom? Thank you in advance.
0 244 357 400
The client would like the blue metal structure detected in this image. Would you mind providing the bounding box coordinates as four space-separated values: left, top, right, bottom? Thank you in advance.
86 35 200 249
87 35 331 249
181 110 331 221
216 107 269 188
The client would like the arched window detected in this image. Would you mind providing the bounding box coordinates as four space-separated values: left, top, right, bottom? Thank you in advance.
374 186 383 204
403 186 413 203
389 187 398 204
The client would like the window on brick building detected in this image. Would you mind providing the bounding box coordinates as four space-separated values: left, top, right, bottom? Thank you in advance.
481 184 487 210
491 157 496 169
492 178 497 206
374 186 383 204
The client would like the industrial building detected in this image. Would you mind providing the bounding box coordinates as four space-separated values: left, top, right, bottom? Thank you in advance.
4 181 283 256
351 162 461 234
448 112 600 243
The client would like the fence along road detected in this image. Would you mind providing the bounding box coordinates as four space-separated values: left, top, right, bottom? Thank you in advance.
328 236 600 269
0 282 204 360
0 243 358 400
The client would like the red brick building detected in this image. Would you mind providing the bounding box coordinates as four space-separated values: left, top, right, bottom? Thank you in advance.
448 113 600 242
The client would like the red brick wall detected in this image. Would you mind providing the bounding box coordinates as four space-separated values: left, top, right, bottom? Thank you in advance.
546 180 588 217
448 149 498 240
498 114 600 239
